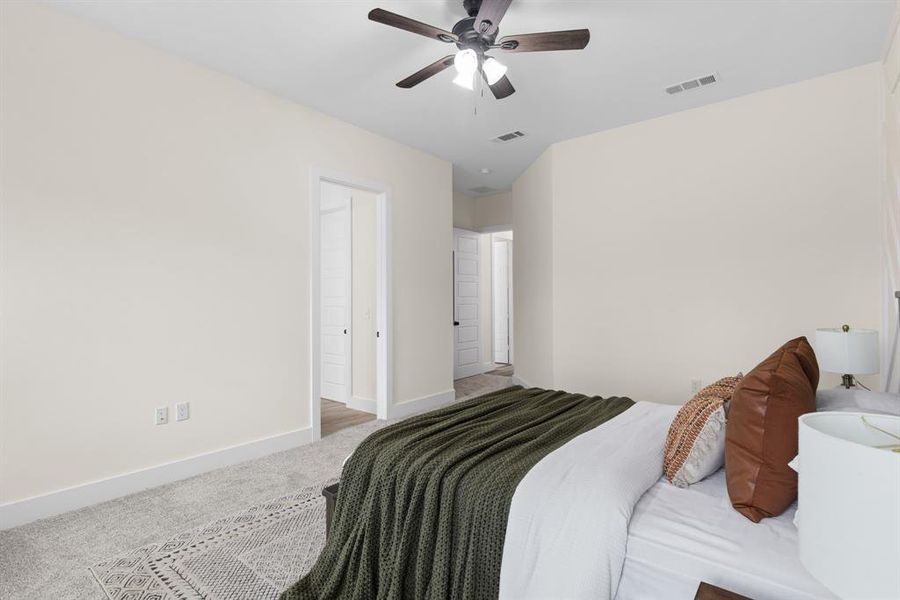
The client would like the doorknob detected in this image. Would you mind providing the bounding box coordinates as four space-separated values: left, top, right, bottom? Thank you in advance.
454 321 460 326
343 329 348 334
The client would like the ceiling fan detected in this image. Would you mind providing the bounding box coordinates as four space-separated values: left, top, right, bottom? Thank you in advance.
368 0 590 99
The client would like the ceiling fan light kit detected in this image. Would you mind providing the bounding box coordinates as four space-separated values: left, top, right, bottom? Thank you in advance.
453 48 479 90
453 71 475 91
482 57 507 85
368 0 590 100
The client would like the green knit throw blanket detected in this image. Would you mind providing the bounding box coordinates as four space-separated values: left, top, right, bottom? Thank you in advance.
280 386 634 600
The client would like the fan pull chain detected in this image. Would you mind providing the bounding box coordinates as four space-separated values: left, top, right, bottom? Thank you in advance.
474 69 484 116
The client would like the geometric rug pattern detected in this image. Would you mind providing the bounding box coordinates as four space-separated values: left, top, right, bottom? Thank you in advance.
90 479 336 600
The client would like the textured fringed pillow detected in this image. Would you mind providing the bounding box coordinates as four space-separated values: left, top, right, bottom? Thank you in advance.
664 375 743 488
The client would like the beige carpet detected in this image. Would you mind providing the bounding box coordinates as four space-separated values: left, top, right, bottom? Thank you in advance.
90 480 336 600
0 374 510 600
0 422 384 600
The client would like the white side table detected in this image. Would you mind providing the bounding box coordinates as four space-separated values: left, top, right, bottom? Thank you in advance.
797 412 900 599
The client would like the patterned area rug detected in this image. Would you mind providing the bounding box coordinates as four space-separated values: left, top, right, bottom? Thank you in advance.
90 479 336 600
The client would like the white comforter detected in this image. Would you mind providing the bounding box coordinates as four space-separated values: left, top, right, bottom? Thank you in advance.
498 401 679 600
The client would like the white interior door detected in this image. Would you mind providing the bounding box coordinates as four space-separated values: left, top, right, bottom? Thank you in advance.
492 239 510 364
454 229 481 379
320 182 352 403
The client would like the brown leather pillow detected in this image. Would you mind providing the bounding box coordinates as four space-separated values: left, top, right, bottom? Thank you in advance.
725 337 819 522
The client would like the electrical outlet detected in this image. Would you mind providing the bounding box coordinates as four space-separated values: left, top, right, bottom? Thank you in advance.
155 406 169 425
175 402 190 422
691 379 703 394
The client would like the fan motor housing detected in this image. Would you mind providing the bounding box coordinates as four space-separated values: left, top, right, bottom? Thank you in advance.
452 16 498 51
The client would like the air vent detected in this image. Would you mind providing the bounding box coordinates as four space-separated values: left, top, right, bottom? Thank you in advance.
491 130 526 143
666 73 718 95
469 186 495 195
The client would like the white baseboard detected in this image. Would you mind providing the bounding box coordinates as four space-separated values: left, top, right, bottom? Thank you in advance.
390 389 456 420
511 374 532 388
454 361 494 380
348 395 377 414
0 426 312 530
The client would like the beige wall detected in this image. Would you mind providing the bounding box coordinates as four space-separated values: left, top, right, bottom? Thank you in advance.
352 192 377 405
453 192 476 229
0 3 452 503
883 3 900 393
511 149 555 388
474 192 513 229
514 65 883 402
453 191 512 231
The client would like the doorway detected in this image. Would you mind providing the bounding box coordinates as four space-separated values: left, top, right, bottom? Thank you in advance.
491 231 513 368
453 228 514 397
310 169 392 441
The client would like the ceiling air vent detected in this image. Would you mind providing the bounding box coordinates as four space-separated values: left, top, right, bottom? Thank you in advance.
491 130 526 143
666 73 718 95
469 186 495 195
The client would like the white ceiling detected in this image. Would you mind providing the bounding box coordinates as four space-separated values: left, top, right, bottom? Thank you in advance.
46 0 895 196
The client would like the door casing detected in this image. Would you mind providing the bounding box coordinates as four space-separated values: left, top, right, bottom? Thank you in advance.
310 168 392 441
492 238 512 364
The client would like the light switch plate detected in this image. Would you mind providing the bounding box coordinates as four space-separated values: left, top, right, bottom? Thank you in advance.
155 406 169 425
175 402 190 422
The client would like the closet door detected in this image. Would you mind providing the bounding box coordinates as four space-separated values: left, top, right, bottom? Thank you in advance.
454 229 481 379
320 182 352 403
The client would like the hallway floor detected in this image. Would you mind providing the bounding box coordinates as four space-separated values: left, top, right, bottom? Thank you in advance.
321 398 375 437
454 364 515 399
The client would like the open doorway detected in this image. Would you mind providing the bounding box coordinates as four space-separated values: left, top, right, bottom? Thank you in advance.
491 231 513 373
311 170 392 441
453 228 514 399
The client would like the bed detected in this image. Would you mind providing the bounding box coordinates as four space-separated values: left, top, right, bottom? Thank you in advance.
280 385 828 600
617 470 834 600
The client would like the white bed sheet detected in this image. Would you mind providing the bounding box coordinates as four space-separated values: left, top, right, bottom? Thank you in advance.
615 470 836 600
499 401 679 600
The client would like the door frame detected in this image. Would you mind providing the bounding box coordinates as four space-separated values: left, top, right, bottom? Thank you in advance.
310 168 392 442
491 236 513 365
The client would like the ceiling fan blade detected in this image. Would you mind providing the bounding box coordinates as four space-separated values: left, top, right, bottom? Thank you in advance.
474 0 513 36
397 55 456 88
497 29 590 53
485 73 515 99
368 8 458 43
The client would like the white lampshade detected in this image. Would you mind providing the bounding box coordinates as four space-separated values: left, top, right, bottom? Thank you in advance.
452 71 475 90
454 49 477 75
483 57 507 85
815 327 879 375
798 413 900 598
452 49 477 91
